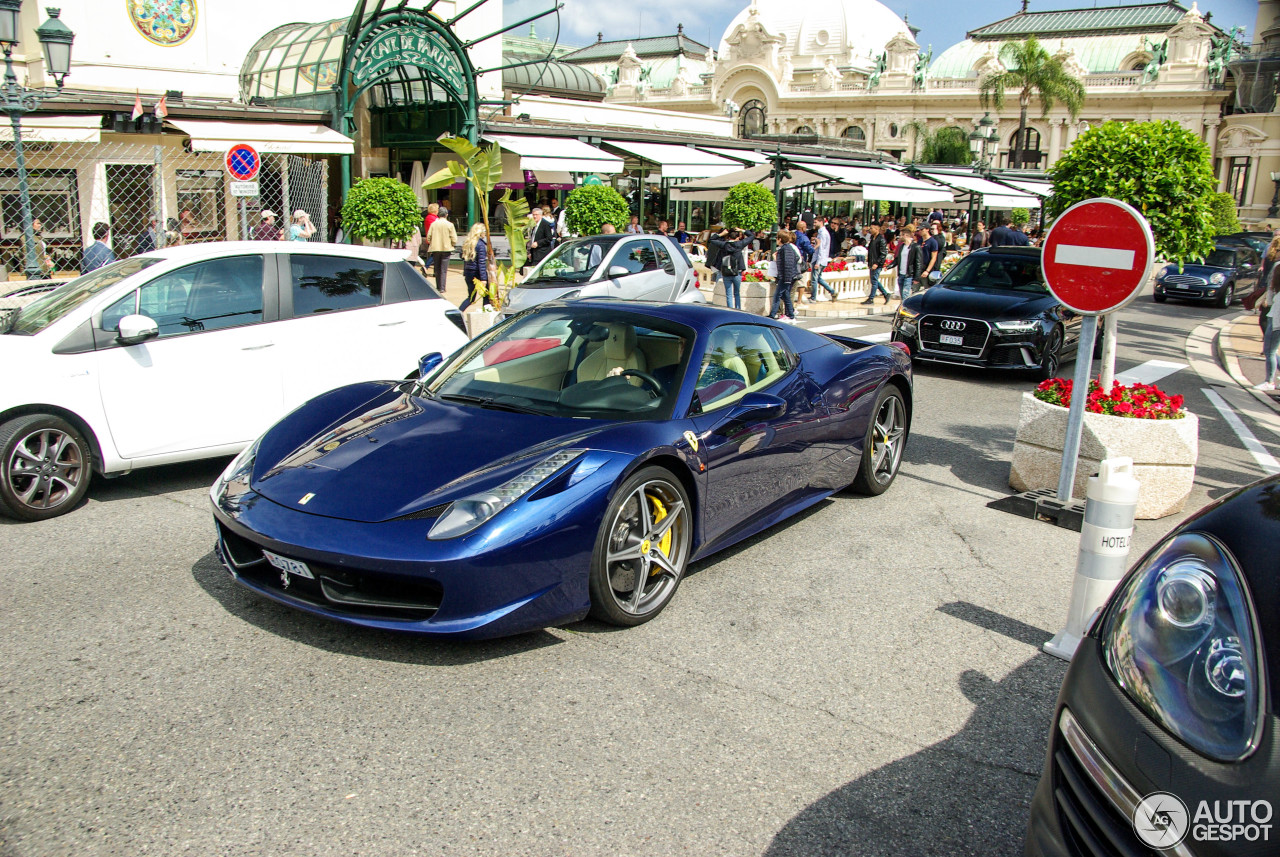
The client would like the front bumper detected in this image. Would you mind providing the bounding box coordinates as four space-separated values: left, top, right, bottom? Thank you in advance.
892 313 1048 370
210 454 630 639
1154 281 1221 302
1026 637 1279 857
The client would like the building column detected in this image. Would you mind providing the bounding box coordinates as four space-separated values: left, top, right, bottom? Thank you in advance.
1047 118 1064 165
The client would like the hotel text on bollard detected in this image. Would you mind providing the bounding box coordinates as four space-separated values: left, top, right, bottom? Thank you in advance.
1045 457 1140 661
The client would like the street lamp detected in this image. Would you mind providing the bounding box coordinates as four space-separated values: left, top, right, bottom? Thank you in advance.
1 3 73 279
968 112 999 170
1268 170 1280 218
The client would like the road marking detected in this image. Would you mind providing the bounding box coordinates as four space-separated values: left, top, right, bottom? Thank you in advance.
1202 387 1280 475
810 323 865 333
1114 360 1187 386
1054 244 1135 270
864 332 892 343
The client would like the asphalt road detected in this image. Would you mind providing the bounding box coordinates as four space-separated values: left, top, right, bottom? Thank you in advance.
2 292 1276 856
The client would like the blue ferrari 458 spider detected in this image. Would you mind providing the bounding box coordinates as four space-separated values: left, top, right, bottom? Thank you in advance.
210 301 912 638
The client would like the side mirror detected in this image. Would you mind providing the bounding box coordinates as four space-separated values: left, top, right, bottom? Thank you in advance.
607 265 630 279
418 352 443 378
116 313 159 345
723 391 786 423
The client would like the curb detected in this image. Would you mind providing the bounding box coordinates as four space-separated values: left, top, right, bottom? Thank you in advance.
1215 312 1280 415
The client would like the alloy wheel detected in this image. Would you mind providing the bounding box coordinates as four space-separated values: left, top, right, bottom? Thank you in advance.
6 427 85 512
603 479 690 616
868 394 906 486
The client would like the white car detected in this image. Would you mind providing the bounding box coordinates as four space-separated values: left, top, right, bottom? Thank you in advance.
0 241 468 521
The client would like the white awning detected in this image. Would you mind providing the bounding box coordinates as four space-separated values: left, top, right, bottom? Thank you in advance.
1000 179 1053 197
428 151 524 187
604 140 743 179
809 164 954 203
669 164 836 201
167 119 354 154
919 170 1039 207
0 115 100 144
483 134 623 174
817 184 955 204
697 146 769 164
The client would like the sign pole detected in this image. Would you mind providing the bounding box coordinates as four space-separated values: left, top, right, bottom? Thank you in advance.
1057 314 1098 502
1098 312 1119 390
239 197 248 241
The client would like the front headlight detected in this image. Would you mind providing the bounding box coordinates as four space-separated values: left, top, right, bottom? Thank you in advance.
1210 272 1227 284
1156 265 1174 281
1100 532 1262 761
994 319 1040 332
211 437 260 501
428 449 585 540
896 307 918 321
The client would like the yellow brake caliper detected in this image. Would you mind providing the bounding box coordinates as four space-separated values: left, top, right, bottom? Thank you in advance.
647 492 671 576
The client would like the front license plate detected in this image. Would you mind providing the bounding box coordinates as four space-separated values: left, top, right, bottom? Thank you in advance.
939 334 964 346
263 549 315 580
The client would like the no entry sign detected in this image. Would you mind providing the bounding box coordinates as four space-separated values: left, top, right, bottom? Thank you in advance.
1042 198 1154 315
225 143 260 182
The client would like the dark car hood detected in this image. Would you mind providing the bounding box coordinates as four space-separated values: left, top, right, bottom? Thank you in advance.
252 391 609 523
909 284 1054 319
1168 263 1232 276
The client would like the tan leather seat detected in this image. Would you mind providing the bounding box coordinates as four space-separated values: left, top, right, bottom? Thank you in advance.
577 323 647 382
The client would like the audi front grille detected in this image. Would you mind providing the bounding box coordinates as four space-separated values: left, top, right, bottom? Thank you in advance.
918 315 991 358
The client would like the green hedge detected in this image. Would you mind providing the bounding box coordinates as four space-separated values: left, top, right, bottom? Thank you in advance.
341 177 420 243
564 185 629 235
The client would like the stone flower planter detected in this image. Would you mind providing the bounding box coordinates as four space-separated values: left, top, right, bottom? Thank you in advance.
464 310 500 338
1008 392 1198 519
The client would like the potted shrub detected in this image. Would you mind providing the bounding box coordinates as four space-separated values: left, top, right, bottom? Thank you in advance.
340 177 420 247
1009 377 1199 519
563 185 629 235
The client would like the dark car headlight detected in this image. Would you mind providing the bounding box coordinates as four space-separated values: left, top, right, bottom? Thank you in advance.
1100 532 1263 762
994 319 1040 333
428 449 585 540
211 437 260 501
1210 272 1227 285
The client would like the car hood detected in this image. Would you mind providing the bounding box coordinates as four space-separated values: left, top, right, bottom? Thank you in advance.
908 285 1053 320
504 284 586 313
252 390 610 523
1164 263 1231 277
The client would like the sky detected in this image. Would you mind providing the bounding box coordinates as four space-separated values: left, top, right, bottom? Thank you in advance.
503 0 1261 55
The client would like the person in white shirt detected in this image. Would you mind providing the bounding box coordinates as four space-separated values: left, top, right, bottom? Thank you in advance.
809 219 836 302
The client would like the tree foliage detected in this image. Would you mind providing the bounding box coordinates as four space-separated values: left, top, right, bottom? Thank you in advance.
1048 120 1216 264
907 122 972 165
564 185 629 235
980 35 1085 167
1011 207 1030 227
722 183 776 232
1209 191 1242 235
340 177 420 244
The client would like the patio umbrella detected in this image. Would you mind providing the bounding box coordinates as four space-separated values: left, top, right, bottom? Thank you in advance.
410 160 428 207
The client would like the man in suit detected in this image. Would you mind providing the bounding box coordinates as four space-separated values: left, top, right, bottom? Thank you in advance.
989 216 1030 247
528 207 556 267
82 222 116 273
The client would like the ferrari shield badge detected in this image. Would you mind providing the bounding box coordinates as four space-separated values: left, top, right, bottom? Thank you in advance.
682 430 699 453
298 493 315 505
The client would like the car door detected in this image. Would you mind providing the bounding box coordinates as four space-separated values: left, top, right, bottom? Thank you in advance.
1238 248 1261 291
94 253 282 459
274 252 425 407
689 324 827 546
602 239 675 301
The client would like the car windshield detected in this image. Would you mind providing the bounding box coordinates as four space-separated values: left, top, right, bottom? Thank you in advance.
4 257 161 335
941 254 1047 293
1203 249 1237 267
521 236 623 287
423 307 692 421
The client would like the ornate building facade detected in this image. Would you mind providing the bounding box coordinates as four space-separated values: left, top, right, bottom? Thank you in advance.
601 0 1239 200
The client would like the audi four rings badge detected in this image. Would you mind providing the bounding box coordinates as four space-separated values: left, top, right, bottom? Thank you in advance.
941 320 966 331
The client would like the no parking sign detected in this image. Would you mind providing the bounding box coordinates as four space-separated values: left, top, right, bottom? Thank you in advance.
225 143 260 182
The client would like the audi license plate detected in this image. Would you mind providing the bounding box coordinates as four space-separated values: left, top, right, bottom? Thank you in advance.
939 334 964 346
263 549 315 580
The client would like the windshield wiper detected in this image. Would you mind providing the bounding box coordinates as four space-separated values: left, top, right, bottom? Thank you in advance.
438 392 552 415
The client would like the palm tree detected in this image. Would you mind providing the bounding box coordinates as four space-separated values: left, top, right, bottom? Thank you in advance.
905 121 972 165
979 35 1085 170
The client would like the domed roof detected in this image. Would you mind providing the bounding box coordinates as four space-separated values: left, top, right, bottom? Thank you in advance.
718 0 908 66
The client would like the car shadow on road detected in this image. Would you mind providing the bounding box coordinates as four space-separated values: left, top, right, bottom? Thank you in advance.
191 551 562 665
763 653 1066 857
906 420 1018 496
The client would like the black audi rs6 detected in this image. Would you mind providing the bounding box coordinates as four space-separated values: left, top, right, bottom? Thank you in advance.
890 247 1087 380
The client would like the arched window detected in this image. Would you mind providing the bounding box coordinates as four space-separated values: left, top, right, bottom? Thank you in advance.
842 125 866 148
794 125 816 136
738 99 766 138
1007 126 1044 168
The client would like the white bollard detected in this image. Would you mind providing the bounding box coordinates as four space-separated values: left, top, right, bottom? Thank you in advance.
1044 457 1140 661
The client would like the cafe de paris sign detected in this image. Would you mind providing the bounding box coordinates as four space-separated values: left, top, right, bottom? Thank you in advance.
351 29 468 98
